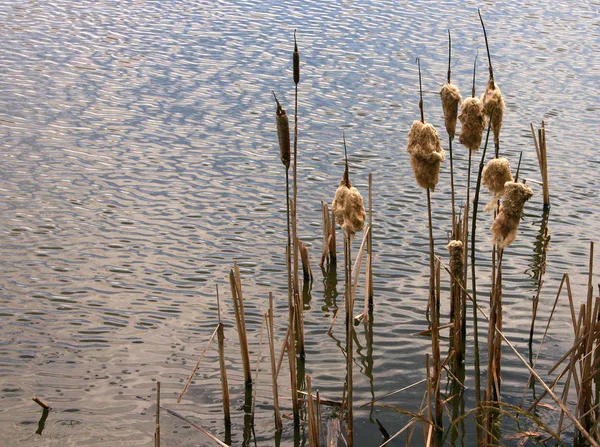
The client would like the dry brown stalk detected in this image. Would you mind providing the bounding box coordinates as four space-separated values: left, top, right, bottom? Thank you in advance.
530 121 550 208
344 231 355 446
155 381 161 447
178 325 219 403
161 405 229 447
299 238 313 281
287 305 300 425
215 286 231 426
32 397 50 410
368 172 373 302
266 293 283 431
307 374 320 446
229 264 252 385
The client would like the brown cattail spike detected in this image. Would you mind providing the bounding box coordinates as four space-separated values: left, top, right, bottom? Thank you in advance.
491 181 533 248
407 121 445 191
482 157 513 211
447 240 464 282
440 83 462 140
293 30 300 85
273 91 291 169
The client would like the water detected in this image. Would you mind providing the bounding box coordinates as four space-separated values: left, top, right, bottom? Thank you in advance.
1 0 599 445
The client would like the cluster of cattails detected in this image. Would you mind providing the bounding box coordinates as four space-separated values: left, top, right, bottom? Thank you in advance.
406 121 446 191
490 181 533 248
482 157 513 210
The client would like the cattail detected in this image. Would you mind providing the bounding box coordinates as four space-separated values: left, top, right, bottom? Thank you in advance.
446 240 464 282
482 157 513 211
406 120 446 191
491 181 533 249
332 139 366 237
458 97 485 152
293 30 300 85
273 92 291 169
440 83 462 140
481 79 505 147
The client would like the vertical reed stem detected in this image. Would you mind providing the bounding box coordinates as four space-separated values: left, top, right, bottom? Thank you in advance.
368 172 373 303
155 381 160 447
345 232 354 446
267 293 283 431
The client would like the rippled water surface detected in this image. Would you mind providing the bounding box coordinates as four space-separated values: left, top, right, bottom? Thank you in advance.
1 0 600 445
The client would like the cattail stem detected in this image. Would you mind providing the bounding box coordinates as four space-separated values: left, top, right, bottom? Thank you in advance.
471 52 478 98
230 263 252 385
155 381 161 447
417 57 424 123
447 29 452 84
427 188 437 328
471 120 492 444
478 9 494 83
266 294 283 431
344 231 354 446
288 305 300 425
368 172 373 303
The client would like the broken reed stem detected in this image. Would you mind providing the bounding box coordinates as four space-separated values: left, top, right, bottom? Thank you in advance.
267 293 283 431
32 397 50 410
307 374 319 446
161 406 229 447
299 238 313 282
217 321 231 427
155 381 161 447
478 8 494 83
230 263 252 385
531 121 550 208
344 232 355 446
178 325 219 403
437 256 600 447
417 57 424 123
251 317 266 426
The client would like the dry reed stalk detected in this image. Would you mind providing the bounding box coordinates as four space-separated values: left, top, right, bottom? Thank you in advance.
299 390 342 407
251 317 266 428
287 305 300 425
317 392 323 446
433 259 443 435
361 379 427 408
530 225 550 341
161 406 230 447
425 354 434 447
275 322 291 379
320 201 331 267
437 256 600 447
230 264 252 385
530 122 550 208
291 32 301 360
307 374 320 446
178 325 219 403
266 294 283 431
330 207 337 262
447 240 463 366
348 227 370 323
298 238 313 282
32 397 50 410
215 285 231 427
155 381 160 447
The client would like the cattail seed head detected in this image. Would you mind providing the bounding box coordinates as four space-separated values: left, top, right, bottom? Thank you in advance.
440 83 462 140
482 157 513 211
447 240 464 282
273 92 291 169
481 79 505 146
491 181 533 248
458 97 485 152
332 180 366 237
407 120 445 191
293 31 300 85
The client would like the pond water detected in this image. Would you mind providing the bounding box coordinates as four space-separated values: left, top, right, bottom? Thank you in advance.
1 0 600 445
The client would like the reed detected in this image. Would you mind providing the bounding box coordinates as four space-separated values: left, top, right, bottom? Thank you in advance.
178 325 218 403
531 121 550 208
230 262 252 385
298 238 313 282
306 374 320 446
155 381 161 447
266 293 283 431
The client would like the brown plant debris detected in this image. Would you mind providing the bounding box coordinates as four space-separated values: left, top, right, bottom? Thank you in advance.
406 120 446 191
440 83 462 140
482 157 513 211
458 97 485 152
446 240 464 282
491 181 533 249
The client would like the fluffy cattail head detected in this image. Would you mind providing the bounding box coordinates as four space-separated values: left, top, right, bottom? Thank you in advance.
491 181 533 248
332 184 366 236
406 120 446 191
273 92 291 169
481 79 505 146
482 157 513 210
447 240 464 282
458 97 485 152
440 83 462 140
